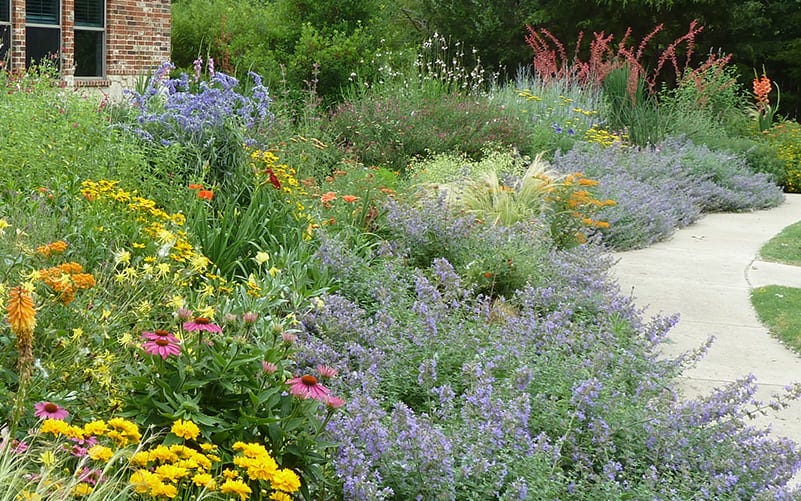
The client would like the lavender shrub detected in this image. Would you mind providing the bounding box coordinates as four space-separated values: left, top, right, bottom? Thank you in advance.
294 201 801 499
553 137 784 250
121 61 274 191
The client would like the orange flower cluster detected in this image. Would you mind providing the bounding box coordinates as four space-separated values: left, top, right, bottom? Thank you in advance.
38 262 96 304
753 75 772 107
35 240 69 257
189 184 214 200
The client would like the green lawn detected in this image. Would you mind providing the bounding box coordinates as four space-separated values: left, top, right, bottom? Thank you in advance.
751 285 801 353
752 221 801 354
758 220 801 266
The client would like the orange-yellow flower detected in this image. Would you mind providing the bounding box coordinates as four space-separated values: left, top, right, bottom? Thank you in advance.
197 190 214 200
7 286 36 336
320 192 337 204
188 183 204 190
341 195 359 203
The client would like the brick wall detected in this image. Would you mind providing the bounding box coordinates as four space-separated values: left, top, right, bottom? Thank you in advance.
106 0 171 77
8 0 171 100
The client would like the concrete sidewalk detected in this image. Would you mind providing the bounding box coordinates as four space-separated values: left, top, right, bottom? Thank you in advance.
612 194 801 442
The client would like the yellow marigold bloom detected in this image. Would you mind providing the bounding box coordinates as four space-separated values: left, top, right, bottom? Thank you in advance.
149 480 178 499
130 470 156 494
220 479 252 500
192 472 216 489
233 441 269 458
270 492 293 501
245 457 278 482
7 286 36 336
130 451 151 467
270 468 301 493
169 444 194 458
155 463 191 482
106 417 141 445
88 444 113 462
72 483 93 497
39 418 71 436
222 468 239 480
200 443 217 452
171 419 201 441
149 445 178 463
0 218 9 236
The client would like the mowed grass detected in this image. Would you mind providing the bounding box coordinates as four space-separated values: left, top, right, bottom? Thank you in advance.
751 285 801 353
758 220 801 266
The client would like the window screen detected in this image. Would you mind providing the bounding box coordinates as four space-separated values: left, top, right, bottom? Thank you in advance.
27 0 60 25
1 0 9 23
75 0 104 28
74 30 103 77
26 26 60 67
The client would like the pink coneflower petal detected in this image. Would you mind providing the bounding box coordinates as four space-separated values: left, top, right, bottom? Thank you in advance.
316 364 338 379
324 395 346 409
183 317 223 333
262 361 278 374
287 375 329 402
281 332 297 344
141 330 180 343
142 337 182 359
34 401 69 420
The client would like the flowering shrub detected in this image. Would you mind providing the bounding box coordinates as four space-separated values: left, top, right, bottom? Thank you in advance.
122 62 274 192
298 227 801 498
119 307 344 495
553 137 784 249
764 120 801 192
0 414 303 500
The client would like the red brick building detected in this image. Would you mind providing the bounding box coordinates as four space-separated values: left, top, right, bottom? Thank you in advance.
0 0 170 98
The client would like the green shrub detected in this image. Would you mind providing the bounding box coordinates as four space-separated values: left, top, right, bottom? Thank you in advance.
328 93 529 172
764 120 801 192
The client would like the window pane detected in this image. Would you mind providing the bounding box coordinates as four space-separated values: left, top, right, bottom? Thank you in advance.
74 30 103 77
26 26 60 69
27 0 59 25
0 26 9 66
1 0 9 23
75 0 104 28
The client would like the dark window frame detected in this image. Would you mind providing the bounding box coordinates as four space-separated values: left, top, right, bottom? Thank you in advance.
0 0 9 67
74 0 105 77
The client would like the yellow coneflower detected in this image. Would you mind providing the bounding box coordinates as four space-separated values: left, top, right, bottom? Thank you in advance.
7 286 36 380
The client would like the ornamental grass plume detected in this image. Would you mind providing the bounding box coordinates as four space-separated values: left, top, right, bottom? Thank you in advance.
6 286 36 380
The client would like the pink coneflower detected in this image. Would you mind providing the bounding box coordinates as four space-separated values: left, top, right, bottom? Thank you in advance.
183 317 223 333
242 312 259 324
34 401 69 420
281 332 297 344
287 374 330 401
261 361 278 374
141 331 181 360
142 329 180 342
324 395 346 409
316 365 338 379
